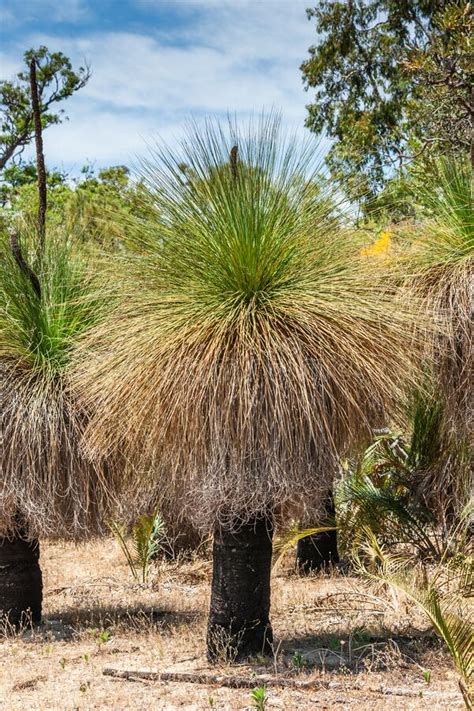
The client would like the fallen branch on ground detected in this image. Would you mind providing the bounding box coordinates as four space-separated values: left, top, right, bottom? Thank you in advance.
104 668 334 690
103 668 461 699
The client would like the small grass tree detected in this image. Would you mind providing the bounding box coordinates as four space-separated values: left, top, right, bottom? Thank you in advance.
73 115 424 661
0 227 126 625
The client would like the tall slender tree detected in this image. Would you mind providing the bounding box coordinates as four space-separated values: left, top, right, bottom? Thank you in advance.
73 115 424 660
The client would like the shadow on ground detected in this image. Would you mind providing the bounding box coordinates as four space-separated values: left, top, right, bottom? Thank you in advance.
275 628 442 673
5 605 203 643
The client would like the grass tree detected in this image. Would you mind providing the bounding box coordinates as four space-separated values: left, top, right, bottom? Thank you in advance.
73 115 423 661
0 228 125 625
401 158 473 526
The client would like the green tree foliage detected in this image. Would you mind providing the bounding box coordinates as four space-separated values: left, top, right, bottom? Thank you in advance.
403 2 473 167
0 161 66 207
0 162 152 248
0 46 90 170
301 1 473 204
61 165 154 247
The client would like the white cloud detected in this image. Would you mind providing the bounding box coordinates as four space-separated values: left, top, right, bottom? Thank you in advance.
68 32 302 119
0 0 89 27
42 110 154 169
3 1 325 170
0 51 23 80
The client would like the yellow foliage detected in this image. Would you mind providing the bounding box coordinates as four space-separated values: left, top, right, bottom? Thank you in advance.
361 230 391 257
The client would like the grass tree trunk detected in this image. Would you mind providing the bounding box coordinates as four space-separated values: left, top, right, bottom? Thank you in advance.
207 515 273 662
0 534 42 626
296 494 339 574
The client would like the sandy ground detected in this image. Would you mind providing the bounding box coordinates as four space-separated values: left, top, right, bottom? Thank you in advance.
0 538 465 710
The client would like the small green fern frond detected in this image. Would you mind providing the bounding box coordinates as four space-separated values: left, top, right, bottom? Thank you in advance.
109 511 166 583
132 512 165 582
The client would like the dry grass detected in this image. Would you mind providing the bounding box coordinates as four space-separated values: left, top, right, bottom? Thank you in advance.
0 366 124 540
0 538 465 710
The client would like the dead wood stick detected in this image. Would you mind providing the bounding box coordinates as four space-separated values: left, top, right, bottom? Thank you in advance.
103 668 336 691
103 668 461 700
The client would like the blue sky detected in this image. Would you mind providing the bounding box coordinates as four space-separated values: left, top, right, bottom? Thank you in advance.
0 0 324 174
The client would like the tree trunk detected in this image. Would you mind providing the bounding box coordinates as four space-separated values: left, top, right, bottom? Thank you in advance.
207 515 273 662
296 495 339 574
0 535 42 626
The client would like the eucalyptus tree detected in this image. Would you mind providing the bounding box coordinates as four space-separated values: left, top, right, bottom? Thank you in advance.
301 1 473 203
73 115 423 660
0 229 125 625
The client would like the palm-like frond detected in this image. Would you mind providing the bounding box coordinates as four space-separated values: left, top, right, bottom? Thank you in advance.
272 524 336 572
0 228 125 539
338 475 440 558
354 533 473 708
337 416 472 559
72 114 425 529
132 511 165 582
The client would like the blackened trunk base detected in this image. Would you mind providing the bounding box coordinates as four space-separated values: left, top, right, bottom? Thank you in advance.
297 494 339 574
296 529 339 574
0 536 42 626
207 516 273 662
